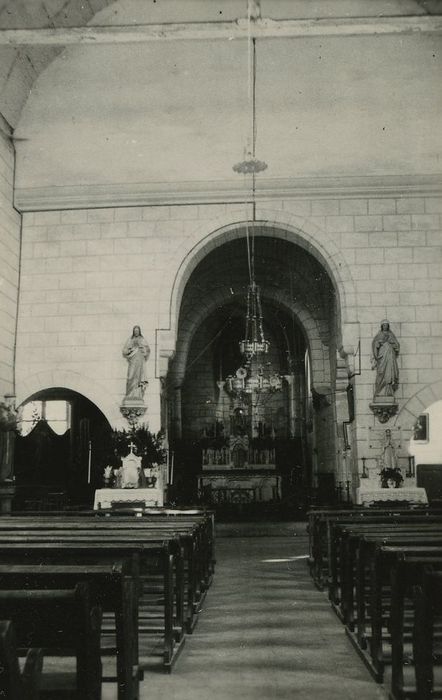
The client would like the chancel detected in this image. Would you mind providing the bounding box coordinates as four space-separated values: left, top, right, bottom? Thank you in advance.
0 0 442 698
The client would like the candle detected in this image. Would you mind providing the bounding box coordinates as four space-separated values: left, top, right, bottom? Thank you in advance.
170 452 174 485
87 440 92 484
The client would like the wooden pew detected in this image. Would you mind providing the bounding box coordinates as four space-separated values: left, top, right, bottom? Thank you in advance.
333 521 442 625
0 518 196 632
355 536 442 663
13 507 217 584
1 508 216 640
336 529 442 681
328 516 442 610
0 620 42 700
0 535 184 674
330 524 442 630
389 555 442 700
76 515 211 628
308 509 442 694
413 569 442 700
84 507 216 586
0 514 212 633
307 507 441 591
0 583 101 699
0 562 139 700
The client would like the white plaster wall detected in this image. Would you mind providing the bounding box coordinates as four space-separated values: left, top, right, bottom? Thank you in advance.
14 31 442 190
0 130 20 398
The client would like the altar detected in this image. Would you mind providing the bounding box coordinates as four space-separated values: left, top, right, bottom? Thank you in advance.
95 440 166 510
198 470 282 504
198 421 283 504
356 485 428 506
94 487 164 510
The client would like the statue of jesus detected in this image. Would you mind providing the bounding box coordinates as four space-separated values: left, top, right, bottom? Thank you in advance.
122 325 150 400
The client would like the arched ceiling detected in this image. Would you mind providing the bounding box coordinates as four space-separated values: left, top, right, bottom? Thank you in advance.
177 233 334 339
0 0 113 128
171 233 334 386
1 0 441 195
178 232 334 324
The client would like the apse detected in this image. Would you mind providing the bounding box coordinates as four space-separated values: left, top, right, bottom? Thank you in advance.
167 229 338 508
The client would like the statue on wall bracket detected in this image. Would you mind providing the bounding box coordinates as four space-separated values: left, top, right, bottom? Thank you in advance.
369 320 400 423
120 325 150 427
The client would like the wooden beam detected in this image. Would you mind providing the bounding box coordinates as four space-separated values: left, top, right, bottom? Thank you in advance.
1 16 441 46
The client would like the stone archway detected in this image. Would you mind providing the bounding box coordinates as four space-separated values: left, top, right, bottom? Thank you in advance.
16 368 118 427
172 288 327 391
161 225 353 509
156 211 358 377
396 380 442 434
14 386 113 509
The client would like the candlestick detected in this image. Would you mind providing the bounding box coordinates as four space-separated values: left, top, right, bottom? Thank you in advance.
361 457 368 478
87 440 92 484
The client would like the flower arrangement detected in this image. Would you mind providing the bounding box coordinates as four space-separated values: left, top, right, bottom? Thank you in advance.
109 425 166 466
379 466 404 489
103 425 166 488
0 401 18 432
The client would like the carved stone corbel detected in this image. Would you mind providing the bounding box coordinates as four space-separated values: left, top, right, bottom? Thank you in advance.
369 397 398 424
120 402 147 428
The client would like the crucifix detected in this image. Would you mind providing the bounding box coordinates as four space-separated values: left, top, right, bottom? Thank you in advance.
128 440 136 453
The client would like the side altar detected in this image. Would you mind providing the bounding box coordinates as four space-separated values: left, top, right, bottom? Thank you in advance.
94 442 167 510
355 428 428 506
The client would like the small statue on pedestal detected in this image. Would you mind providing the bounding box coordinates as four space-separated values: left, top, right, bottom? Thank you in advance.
378 429 403 488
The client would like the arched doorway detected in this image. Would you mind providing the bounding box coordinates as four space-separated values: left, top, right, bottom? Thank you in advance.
166 230 341 514
14 388 111 509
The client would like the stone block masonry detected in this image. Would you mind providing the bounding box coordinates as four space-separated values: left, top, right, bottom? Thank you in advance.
15 192 442 451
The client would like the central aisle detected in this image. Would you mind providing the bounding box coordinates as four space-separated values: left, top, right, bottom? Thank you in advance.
109 528 387 699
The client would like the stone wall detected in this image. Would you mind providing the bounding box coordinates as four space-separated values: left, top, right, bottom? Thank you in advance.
0 128 20 398
15 191 442 481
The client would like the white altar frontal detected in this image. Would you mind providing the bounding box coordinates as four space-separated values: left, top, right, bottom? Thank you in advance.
94 487 164 510
356 485 428 506
198 471 282 504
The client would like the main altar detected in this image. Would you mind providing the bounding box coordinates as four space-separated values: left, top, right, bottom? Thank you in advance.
197 411 283 505
195 281 287 506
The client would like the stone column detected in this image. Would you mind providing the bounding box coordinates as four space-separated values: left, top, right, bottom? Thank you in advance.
284 374 296 438
294 360 306 438
0 394 17 514
173 387 182 440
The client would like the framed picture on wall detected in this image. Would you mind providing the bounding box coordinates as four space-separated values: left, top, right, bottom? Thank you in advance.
413 414 429 442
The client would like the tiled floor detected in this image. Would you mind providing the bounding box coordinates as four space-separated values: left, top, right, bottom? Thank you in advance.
103 528 387 699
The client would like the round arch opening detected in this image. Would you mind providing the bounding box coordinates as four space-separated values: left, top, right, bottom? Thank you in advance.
13 387 112 509
165 232 343 515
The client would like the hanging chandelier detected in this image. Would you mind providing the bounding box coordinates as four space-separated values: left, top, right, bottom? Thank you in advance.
224 23 282 403
225 281 282 399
